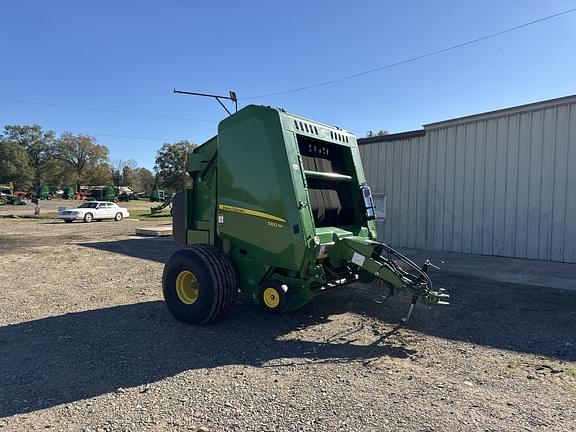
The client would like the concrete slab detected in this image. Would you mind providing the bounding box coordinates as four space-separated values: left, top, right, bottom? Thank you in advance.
398 248 576 292
135 226 173 237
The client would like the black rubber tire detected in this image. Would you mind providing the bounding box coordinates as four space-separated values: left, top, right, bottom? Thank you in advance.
84 213 93 223
162 245 238 325
114 212 123 222
258 279 289 314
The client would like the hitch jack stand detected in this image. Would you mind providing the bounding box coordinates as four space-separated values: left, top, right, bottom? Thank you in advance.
402 295 418 323
402 260 440 323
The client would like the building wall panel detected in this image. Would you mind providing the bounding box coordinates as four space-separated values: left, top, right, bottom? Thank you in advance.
471 121 486 255
515 112 532 258
564 105 576 263
416 135 428 249
551 105 569 262
504 114 519 258
462 123 476 253
384 139 395 242
493 117 508 256
482 118 498 255
359 96 576 263
526 110 543 259
426 131 436 249
537 108 555 260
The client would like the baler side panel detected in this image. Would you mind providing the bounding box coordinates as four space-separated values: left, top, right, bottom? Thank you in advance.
217 107 308 275
186 137 217 245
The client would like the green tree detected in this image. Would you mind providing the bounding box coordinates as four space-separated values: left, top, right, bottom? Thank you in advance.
154 140 195 193
365 129 389 138
55 133 109 192
43 159 75 189
2 125 55 188
131 167 156 195
111 158 137 188
84 162 114 186
122 165 134 188
0 140 33 190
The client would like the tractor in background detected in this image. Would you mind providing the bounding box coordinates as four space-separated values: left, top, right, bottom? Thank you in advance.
0 182 26 205
36 185 53 200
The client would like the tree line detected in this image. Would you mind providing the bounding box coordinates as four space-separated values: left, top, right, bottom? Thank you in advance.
0 124 195 195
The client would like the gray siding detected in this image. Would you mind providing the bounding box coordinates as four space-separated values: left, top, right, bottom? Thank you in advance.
360 96 576 263
360 134 428 249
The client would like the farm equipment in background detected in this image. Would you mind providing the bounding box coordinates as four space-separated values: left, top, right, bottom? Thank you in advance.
36 185 52 200
86 186 117 202
117 186 141 202
150 188 166 202
150 194 173 215
0 182 26 205
62 186 76 200
0 183 14 197
14 191 31 199
162 105 448 326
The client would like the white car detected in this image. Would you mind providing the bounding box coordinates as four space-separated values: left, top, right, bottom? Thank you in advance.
58 201 130 223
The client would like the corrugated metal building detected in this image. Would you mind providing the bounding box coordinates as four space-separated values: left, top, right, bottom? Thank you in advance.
358 94 576 263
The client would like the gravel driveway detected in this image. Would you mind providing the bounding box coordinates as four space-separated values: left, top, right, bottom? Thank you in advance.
0 219 574 431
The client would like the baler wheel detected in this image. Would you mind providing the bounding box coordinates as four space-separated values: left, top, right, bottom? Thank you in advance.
258 280 289 314
162 245 238 325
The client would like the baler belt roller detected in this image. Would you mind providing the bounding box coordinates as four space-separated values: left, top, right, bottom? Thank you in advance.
303 170 353 182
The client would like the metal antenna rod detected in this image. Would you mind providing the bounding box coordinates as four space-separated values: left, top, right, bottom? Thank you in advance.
173 89 238 116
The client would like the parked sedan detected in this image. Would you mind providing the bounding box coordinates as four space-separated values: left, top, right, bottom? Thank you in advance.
58 201 130 223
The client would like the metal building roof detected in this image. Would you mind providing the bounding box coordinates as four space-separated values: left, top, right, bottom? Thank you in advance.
424 94 576 130
358 94 576 145
357 129 424 145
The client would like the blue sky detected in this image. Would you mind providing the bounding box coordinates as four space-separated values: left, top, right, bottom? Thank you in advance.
1 1 575 169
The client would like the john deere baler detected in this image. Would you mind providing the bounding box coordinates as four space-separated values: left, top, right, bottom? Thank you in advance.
164 105 448 325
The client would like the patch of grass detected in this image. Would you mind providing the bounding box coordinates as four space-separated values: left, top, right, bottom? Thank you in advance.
566 367 576 378
129 209 172 221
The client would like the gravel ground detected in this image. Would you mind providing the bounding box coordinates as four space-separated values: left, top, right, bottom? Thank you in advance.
0 219 575 432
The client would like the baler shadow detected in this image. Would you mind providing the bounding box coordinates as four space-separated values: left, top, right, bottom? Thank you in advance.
81 237 576 362
0 300 409 418
80 237 181 264
336 273 576 362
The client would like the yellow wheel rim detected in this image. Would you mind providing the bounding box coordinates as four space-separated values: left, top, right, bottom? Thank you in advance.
175 270 199 305
263 287 280 309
